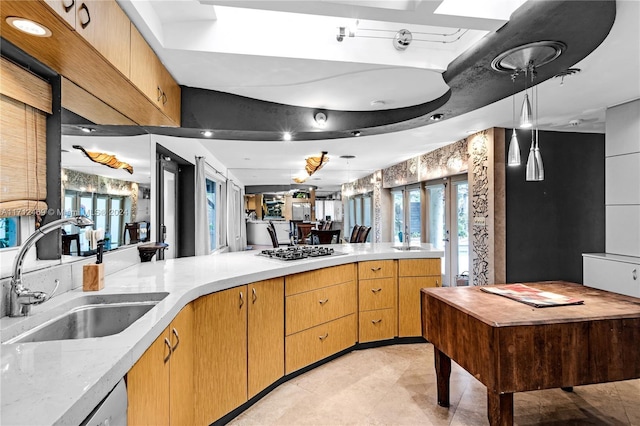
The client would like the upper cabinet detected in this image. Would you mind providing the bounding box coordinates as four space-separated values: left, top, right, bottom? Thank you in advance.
7 0 179 127
44 0 76 28
131 25 181 124
74 0 131 78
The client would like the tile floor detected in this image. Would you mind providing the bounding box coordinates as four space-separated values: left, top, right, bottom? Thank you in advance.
229 343 640 425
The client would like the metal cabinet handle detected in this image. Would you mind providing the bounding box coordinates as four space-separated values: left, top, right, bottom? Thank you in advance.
157 86 163 102
239 291 244 308
78 3 91 28
371 319 382 324
371 288 382 293
162 92 168 105
633 269 637 281
436 280 439 287
171 328 180 351
252 287 257 303
371 267 382 272
319 333 328 341
319 298 329 305
163 338 172 363
63 0 75 13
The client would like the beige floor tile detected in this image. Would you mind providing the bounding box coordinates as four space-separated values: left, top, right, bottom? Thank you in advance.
228 343 640 426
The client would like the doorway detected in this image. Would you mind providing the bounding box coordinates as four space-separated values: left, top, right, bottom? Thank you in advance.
391 185 422 245
157 155 178 260
425 175 469 286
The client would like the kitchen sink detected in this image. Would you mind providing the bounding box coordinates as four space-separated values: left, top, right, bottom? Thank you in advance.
4 292 168 344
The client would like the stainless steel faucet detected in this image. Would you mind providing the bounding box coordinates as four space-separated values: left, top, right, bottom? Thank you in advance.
9 216 94 317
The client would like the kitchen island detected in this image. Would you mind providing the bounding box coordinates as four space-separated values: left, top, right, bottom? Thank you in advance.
1 243 442 425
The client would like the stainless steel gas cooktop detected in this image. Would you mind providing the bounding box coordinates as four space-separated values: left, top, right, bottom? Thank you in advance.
258 246 342 261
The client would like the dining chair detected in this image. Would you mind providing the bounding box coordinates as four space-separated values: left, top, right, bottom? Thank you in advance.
357 226 371 243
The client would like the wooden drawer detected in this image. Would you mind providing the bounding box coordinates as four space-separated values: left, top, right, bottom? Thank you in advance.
359 308 396 343
286 281 356 335
286 264 356 296
398 259 441 277
358 260 395 280
285 314 356 374
358 277 396 311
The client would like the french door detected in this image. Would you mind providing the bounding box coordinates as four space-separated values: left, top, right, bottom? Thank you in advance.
391 185 422 245
425 175 469 286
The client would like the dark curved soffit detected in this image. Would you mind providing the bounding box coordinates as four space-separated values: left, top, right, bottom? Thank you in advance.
149 0 616 141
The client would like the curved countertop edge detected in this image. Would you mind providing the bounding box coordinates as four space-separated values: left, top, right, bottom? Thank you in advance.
0 243 443 426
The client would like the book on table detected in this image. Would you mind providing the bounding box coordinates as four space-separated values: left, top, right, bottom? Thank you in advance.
480 283 584 308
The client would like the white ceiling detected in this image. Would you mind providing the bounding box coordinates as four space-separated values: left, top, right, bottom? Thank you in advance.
95 0 639 195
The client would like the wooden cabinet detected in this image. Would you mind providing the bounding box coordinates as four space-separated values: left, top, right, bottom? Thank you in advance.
130 25 181 124
74 0 131 78
44 0 76 28
358 260 397 343
398 259 441 337
194 286 248 425
285 264 357 374
248 278 284 399
127 304 194 426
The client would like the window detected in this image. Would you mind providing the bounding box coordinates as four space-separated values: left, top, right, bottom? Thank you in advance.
392 185 422 244
344 193 373 242
0 217 19 249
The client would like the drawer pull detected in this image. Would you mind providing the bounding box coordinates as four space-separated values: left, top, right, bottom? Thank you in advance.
157 86 163 102
252 287 257 303
171 328 180 351
319 298 329 305
78 3 91 28
63 0 75 13
319 333 329 341
371 288 382 293
239 291 244 308
633 269 637 281
371 319 383 324
436 280 439 287
163 338 172 363
370 267 382 272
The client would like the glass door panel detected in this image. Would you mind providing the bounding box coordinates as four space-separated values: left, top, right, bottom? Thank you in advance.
110 198 122 248
392 191 404 244
408 188 421 244
426 183 447 279
454 181 469 280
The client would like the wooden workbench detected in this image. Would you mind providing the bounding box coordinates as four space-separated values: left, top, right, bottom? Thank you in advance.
421 281 640 425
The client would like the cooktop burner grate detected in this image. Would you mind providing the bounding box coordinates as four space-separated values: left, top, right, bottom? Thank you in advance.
258 246 341 261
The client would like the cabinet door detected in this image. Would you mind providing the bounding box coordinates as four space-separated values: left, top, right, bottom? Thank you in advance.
44 0 76 28
248 278 284 399
130 24 161 106
127 327 171 426
169 305 194 425
398 276 439 337
194 286 248 425
75 0 131 77
158 65 181 124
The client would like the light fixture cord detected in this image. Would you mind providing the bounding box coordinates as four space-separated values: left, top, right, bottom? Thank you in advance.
511 73 517 130
533 67 538 147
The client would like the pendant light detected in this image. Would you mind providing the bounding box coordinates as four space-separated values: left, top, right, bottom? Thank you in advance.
526 72 544 181
520 67 533 128
507 73 521 166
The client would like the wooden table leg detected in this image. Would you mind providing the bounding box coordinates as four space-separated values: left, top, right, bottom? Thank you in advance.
434 347 451 407
487 391 513 426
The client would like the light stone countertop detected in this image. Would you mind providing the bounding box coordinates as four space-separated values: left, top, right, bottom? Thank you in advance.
0 243 443 426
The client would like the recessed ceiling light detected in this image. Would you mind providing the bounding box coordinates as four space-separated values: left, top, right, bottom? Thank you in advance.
430 113 444 121
351 131 361 137
466 129 479 135
283 132 292 141
370 100 386 106
6 17 52 37
201 130 213 137
78 126 94 133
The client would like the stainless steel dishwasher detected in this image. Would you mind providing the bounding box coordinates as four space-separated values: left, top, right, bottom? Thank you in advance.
81 378 127 426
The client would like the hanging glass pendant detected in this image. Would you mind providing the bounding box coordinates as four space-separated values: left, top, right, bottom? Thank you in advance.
520 93 533 128
507 129 521 166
